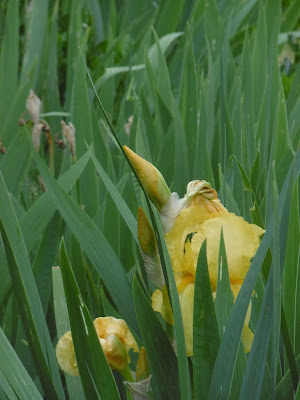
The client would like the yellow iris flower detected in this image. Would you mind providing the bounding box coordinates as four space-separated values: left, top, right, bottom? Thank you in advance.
124 147 265 357
153 184 265 356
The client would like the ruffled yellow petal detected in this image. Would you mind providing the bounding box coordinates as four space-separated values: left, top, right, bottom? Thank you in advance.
56 331 79 376
165 206 225 272
178 283 195 357
191 213 265 290
151 286 174 325
242 325 254 353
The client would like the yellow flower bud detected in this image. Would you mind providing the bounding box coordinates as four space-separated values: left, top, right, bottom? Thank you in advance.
136 346 150 382
123 146 171 211
26 89 41 124
138 207 164 288
56 317 138 375
99 334 129 371
93 317 139 369
56 331 79 376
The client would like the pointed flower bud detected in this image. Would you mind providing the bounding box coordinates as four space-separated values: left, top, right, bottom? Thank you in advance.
123 146 171 211
138 207 165 288
61 120 76 159
26 89 41 124
135 347 150 382
99 334 129 371
93 317 138 370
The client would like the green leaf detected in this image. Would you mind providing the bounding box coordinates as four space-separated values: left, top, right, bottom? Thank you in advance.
132 276 180 400
71 54 99 217
20 0 49 86
20 150 90 254
32 149 138 332
239 272 273 400
0 172 64 400
193 240 220 399
0 327 43 400
53 267 85 400
208 159 297 400
59 239 121 400
0 0 19 124
88 147 138 243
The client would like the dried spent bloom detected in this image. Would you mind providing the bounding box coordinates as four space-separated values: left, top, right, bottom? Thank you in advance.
138 207 165 289
26 89 41 124
152 179 265 356
32 123 44 152
61 120 76 159
123 146 171 211
125 376 152 400
124 115 134 135
56 316 138 376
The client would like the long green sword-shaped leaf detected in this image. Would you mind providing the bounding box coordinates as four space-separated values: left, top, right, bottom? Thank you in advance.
88 147 138 243
208 156 298 400
133 276 180 400
0 327 43 400
59 239 121 400
32 149 138 332
193 240 220 399
239 271 273 400
0 172 64 400
20 149 90 254
53 267 85 400
0 151 90 309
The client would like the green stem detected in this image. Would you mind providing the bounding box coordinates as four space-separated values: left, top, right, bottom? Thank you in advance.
119 365 135 382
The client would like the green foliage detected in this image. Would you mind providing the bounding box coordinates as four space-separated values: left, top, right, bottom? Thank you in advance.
0 0 299 399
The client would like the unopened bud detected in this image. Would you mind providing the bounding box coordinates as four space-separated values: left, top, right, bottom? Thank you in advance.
123 146 171 211
136 347 150 382
94 317 138 369
61 120 76 159
26 89 41 124
138 207 164 288
100 334 129 371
